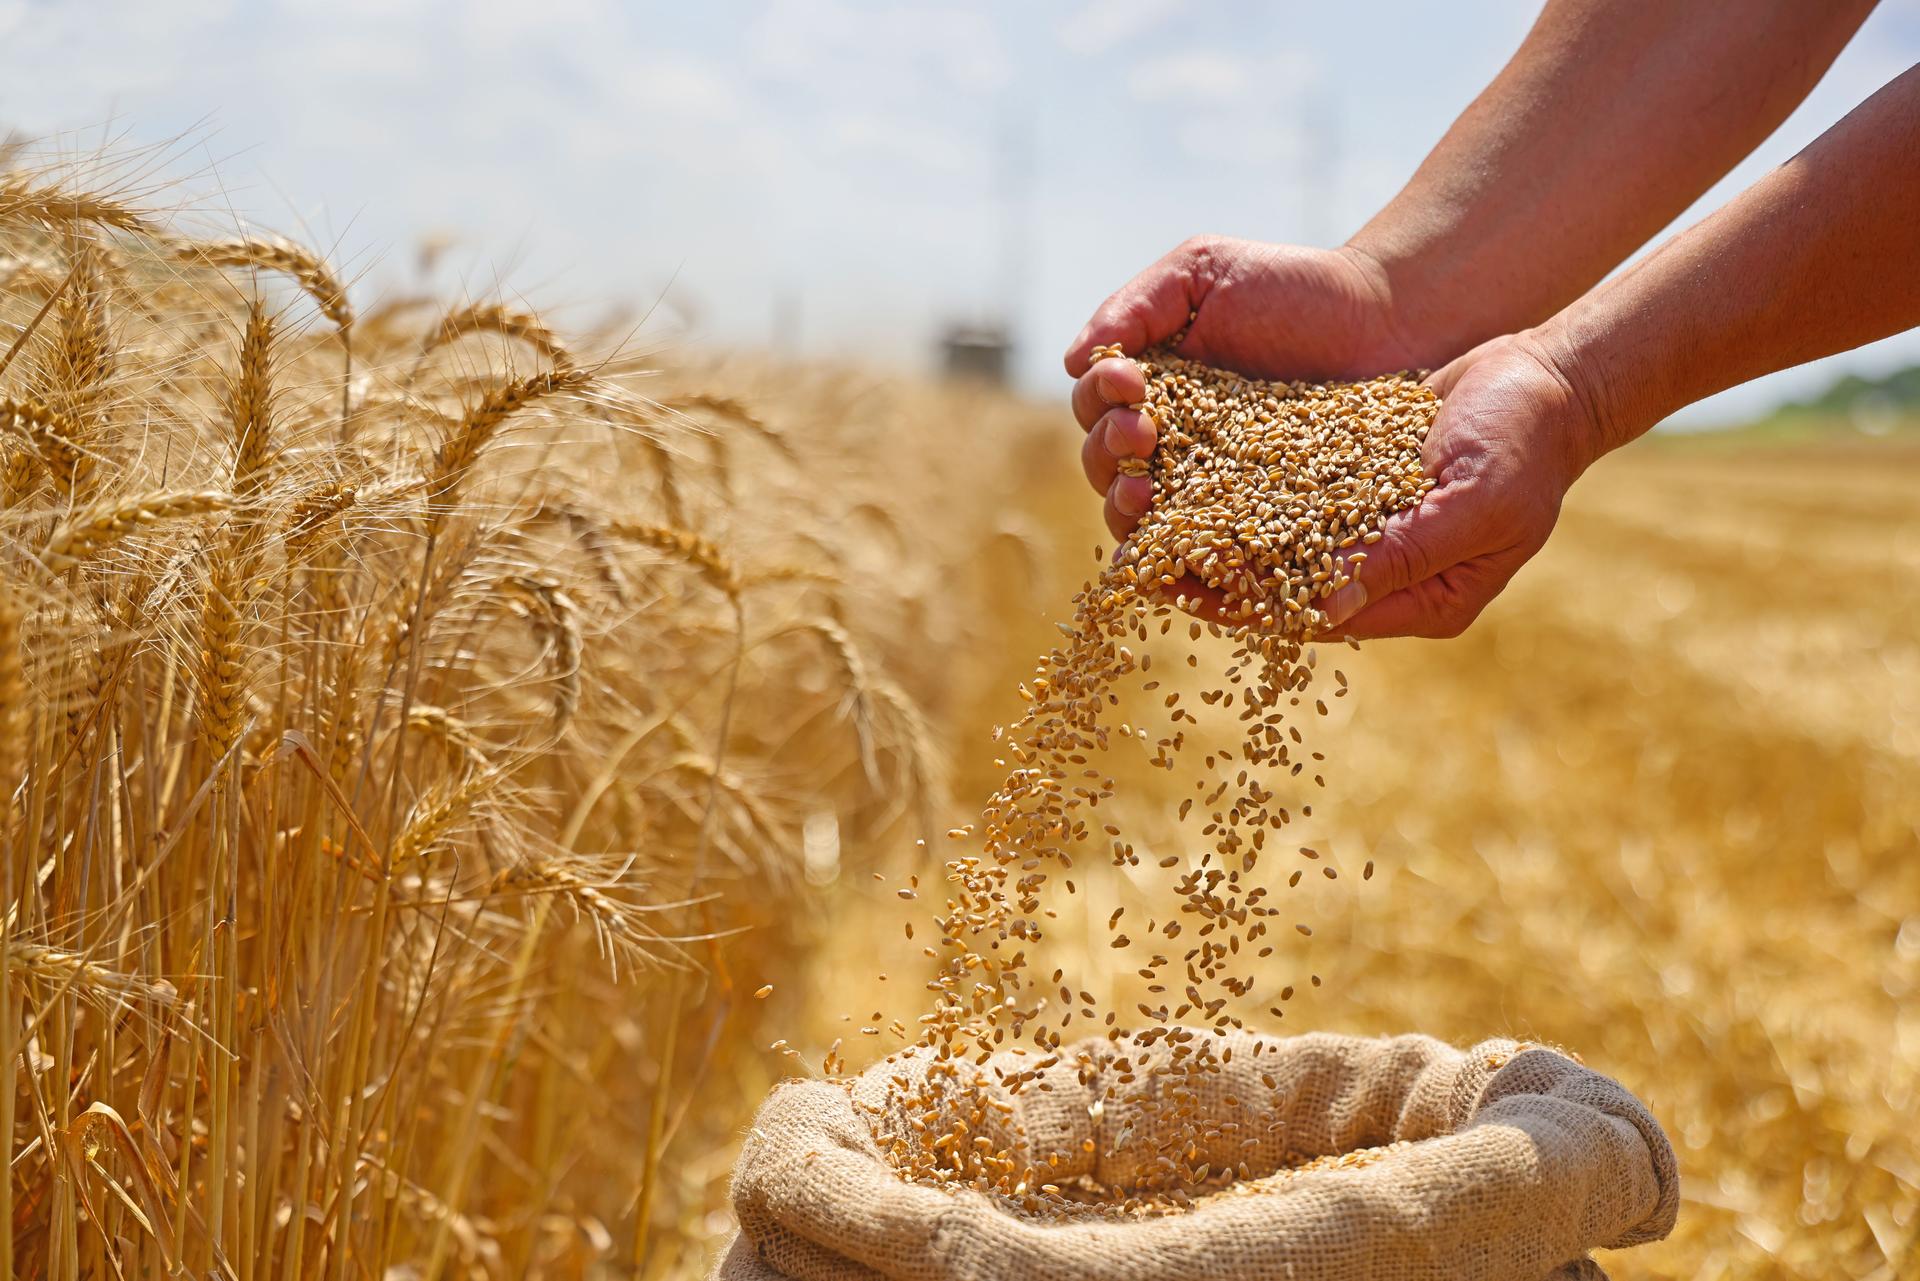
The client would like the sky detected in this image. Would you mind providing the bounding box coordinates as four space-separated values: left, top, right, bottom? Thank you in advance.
5 0 1917 425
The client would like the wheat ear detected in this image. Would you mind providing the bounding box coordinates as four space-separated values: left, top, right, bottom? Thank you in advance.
496 574 582 732
230 298 275 500
423 301 573 370
431 367 596 504
606 520 742 600
40 490 233 570
0 397 94 495
175 235 354 333
50 243 114 442
0 175 158 234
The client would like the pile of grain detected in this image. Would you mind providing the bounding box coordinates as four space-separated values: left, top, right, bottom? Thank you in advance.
862 345 1439 1210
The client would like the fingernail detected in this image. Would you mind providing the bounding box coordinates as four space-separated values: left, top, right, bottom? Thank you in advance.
1324 580 1367 626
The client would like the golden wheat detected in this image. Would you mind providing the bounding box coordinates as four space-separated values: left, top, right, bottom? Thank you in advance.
0 152 970 1279
5 143 1910 1281
175 233 353 333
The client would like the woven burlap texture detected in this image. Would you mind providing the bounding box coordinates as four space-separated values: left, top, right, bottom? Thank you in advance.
713 1031 1677 1281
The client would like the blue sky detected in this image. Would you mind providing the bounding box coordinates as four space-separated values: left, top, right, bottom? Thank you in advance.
6 0 1917 423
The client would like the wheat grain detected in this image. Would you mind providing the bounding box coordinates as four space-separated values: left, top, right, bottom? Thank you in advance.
877 347 1436 1202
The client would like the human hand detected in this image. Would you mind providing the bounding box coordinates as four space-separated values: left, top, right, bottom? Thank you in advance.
1064 237 1419 542
1320 333 1603 640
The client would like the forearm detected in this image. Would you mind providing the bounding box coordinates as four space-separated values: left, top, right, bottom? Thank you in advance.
1539 65 1920 458
1345 0 1876 363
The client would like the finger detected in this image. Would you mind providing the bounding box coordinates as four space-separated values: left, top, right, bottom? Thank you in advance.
1319 484 1495 630
1063 245 1210 376
1334 557 1513 641
1423 337 1501 396
1071 359 1147 430
1101 405 1156 460
1082 423 1119 496
1110 473 1152 519
1333 578 1471 641
1102 486 1139 540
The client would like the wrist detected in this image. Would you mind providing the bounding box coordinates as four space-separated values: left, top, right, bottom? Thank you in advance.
1523 301 1668 470
1337 236 1505 372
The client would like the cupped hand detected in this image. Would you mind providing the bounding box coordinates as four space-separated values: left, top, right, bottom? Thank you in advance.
1066 236 1418 543
1321 333 1604 640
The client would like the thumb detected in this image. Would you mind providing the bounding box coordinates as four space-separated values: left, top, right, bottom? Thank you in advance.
1064 248 1210 376
1423 336 1503 397
1320 485 1486 630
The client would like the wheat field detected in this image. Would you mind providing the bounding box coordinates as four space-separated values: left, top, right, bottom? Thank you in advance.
1 153 1916 1280
790 433 1920 1281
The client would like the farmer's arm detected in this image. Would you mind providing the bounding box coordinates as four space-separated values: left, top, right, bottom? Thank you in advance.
1070 0 1875 539
1329 65 1920 640
1347 0 1879 362
1539 64 1920 460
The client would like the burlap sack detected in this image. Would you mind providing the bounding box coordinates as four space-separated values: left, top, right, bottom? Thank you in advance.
712 1031 1677 1281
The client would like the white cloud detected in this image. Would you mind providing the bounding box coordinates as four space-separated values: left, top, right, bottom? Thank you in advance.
1176 118 1306 167
1126 52 1251 105
1055 0 1176 56
748 0 1009 99
819 111 985 179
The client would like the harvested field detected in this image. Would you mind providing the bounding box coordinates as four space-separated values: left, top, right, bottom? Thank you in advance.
794 435 1920 1281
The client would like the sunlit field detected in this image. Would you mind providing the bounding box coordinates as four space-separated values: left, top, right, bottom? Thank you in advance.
2 159 1915 1280
773 432 1920 1281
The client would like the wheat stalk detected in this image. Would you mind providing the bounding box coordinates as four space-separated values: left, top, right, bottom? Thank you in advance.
0 149 988 1279
0 580 23 804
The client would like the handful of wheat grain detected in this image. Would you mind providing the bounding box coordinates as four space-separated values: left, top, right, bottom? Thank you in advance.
841 345 1439 1207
